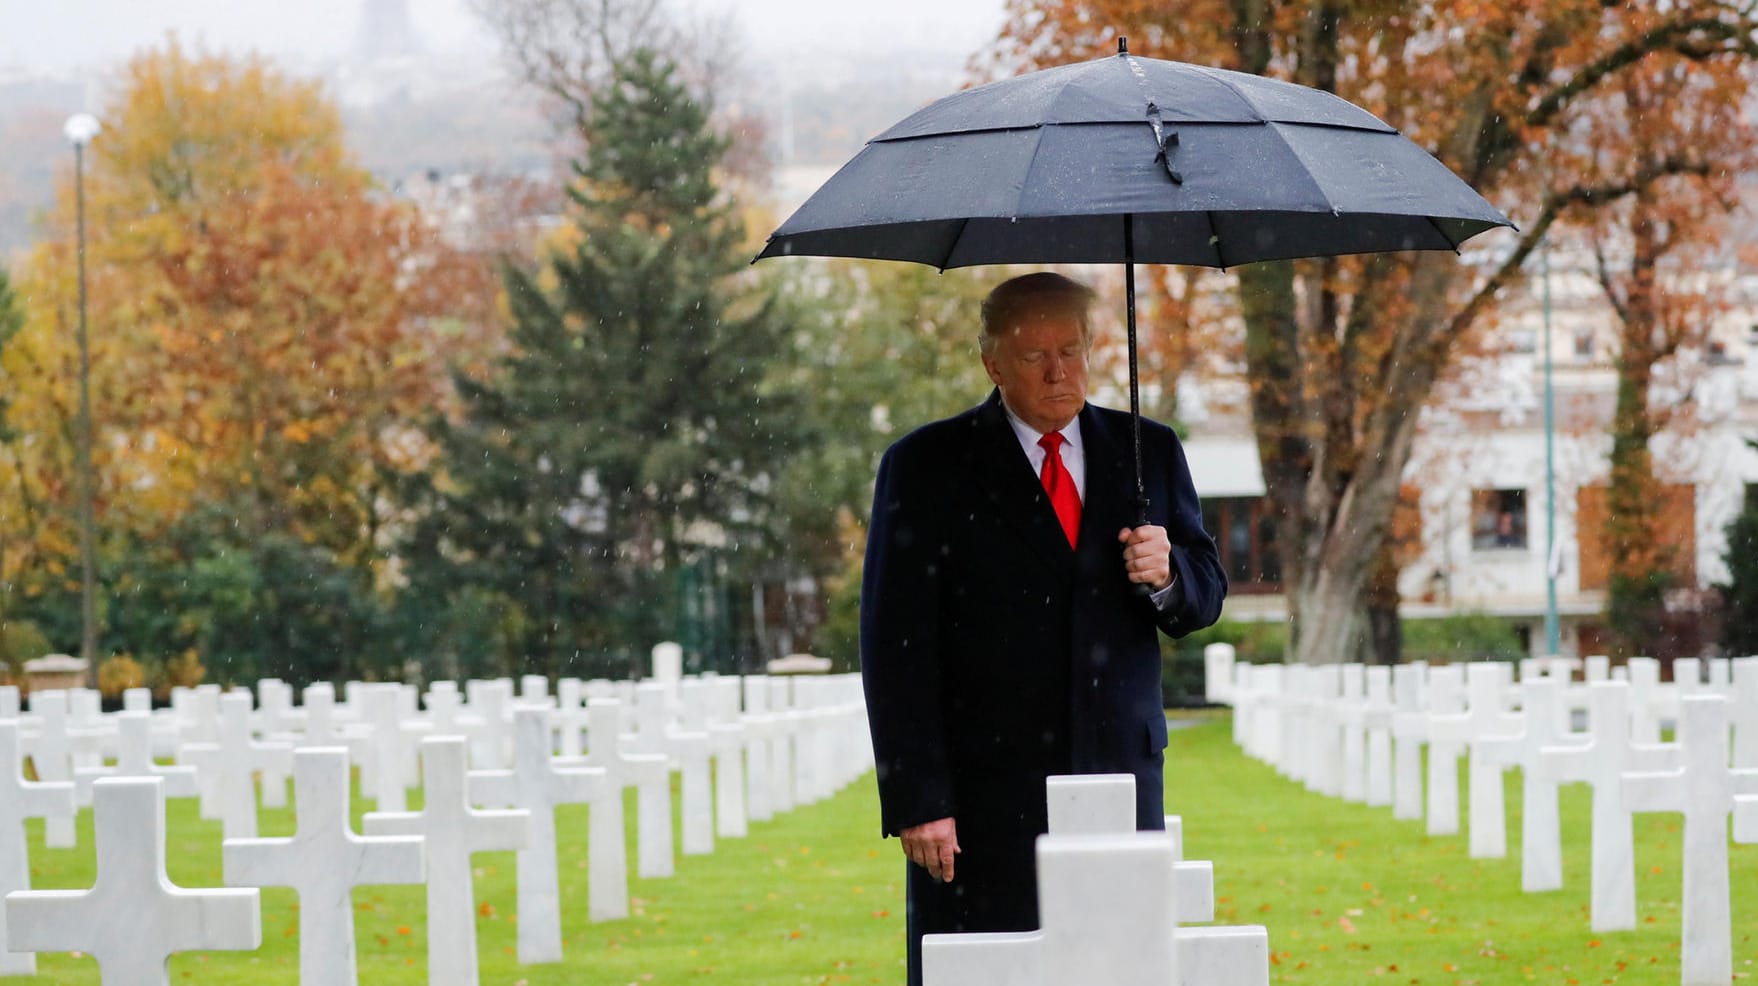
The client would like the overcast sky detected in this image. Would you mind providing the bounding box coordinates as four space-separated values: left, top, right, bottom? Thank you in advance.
0 0 1008 73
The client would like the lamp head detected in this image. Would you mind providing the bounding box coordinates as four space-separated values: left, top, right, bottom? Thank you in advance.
63 113 101 148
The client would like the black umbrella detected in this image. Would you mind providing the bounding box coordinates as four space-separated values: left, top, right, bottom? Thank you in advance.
757 39 1512 523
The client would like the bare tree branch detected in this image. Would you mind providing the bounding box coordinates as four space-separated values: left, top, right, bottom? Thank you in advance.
1525 11 1758 131
1447 154 1714 340
1594 235 1631 325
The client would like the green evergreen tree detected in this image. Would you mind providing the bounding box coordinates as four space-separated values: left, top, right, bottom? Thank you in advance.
1716 448 1758 655
402 49 805 678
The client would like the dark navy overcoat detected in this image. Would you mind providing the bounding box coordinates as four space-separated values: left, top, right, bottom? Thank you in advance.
859 390 1226 984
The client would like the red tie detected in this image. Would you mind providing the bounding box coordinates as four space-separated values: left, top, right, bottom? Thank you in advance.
1038 432 1081 548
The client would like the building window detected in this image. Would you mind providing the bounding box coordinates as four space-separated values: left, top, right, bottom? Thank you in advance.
1200 497 1281 592
1573 331 1594 359
1472 489 1528 551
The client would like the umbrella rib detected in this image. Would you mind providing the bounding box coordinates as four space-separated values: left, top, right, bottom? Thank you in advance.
939 217 972 271
1205 211 1227 269
1426 213 1464 255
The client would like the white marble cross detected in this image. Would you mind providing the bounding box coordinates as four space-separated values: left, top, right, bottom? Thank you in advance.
554 678 589 759
1229 662 1256 749
1304 666 1344 798
364 736 529 986
1420 664 1467 836
251 681 295 807
1477 677 1581 891
1335 665 1369 803
706 675 748 839
1537 681 1678 931
1278 665 1315 783
1735 791 1758 844
465 678 513 770
578 698 635 921
1042 774 1213 924
1626 657 1669 744
1247 664 1285 769
6 777 261 986
469 707 604 960
674 678 716 855
358 682 413 812
629 681 680 876
1203 642 1236 707
72 711 199 807
768 677 798 812
1624 695 1758 986
742 675 775 821
924 775 1269 986
66 689 109 772
1361 666 1395 807
0 721 75 975
1733 656 1758 770
519 674 552 708
214 691 293 839
24 690 80 848
789 677 827 805
1430 663 1522 856
426 681 467 739
297 681 339 745
1388 663 1427 822
223 747 425 986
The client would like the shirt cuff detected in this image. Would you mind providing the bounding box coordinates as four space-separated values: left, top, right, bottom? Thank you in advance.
1149 573 1179 611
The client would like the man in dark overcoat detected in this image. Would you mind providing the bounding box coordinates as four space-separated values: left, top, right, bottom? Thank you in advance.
858 272 1227 985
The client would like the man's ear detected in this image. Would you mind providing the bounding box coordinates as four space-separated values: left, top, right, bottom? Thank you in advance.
981 353 1003 387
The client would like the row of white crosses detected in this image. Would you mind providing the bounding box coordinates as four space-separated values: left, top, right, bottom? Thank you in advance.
0 658 874 985
922 773 1270 986
1204 645 1758 986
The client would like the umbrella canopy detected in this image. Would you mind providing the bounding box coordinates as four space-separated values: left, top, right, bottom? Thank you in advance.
757 45 1511 269
757 41 1512 526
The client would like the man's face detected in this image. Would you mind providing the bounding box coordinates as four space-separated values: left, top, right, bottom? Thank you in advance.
981 312 1089 435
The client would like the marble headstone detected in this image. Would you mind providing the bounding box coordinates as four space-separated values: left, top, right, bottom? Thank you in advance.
0 721 75 975
364 736 529 986
223 747 425 986
7 777 261 986
1624 696 1758 986
469 708 603 961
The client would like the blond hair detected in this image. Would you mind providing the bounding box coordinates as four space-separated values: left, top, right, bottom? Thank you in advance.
978 272 1097 356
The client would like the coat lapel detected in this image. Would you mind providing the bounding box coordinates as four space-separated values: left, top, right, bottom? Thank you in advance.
973 392 1076 575
1074 404 1134 577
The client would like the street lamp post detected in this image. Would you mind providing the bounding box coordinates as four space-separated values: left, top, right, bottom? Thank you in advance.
63 112 100 667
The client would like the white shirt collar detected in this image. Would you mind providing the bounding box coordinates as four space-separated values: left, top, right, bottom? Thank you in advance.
999 398 1085 500
1000 400 1082 453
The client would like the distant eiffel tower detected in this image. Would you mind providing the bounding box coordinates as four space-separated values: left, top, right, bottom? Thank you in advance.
354 0 423 61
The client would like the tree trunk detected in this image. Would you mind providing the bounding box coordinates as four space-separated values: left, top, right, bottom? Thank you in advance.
1365 536 1404 665
1290 571 1367 666
1603 195 1672 658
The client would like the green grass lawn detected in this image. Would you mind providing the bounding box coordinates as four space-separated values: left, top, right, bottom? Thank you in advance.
1168 714 1758 985
5 716 1755 984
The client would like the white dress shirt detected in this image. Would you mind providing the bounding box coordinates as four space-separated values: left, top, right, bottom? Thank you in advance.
999 401 1177 606
1001 403 1085 501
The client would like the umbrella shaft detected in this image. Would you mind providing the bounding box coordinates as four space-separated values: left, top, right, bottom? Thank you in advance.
1125 217 1149 528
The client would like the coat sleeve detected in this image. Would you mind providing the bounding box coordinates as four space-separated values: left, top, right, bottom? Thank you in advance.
1151 429 1227 638
859 442 956 838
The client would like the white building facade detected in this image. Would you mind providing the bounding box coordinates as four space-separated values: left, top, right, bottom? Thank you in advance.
1180 264 1758 659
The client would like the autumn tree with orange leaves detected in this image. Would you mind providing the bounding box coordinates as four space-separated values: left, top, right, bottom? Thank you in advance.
988 0 1758 663
1561 54 1757 657
0 40 491 680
